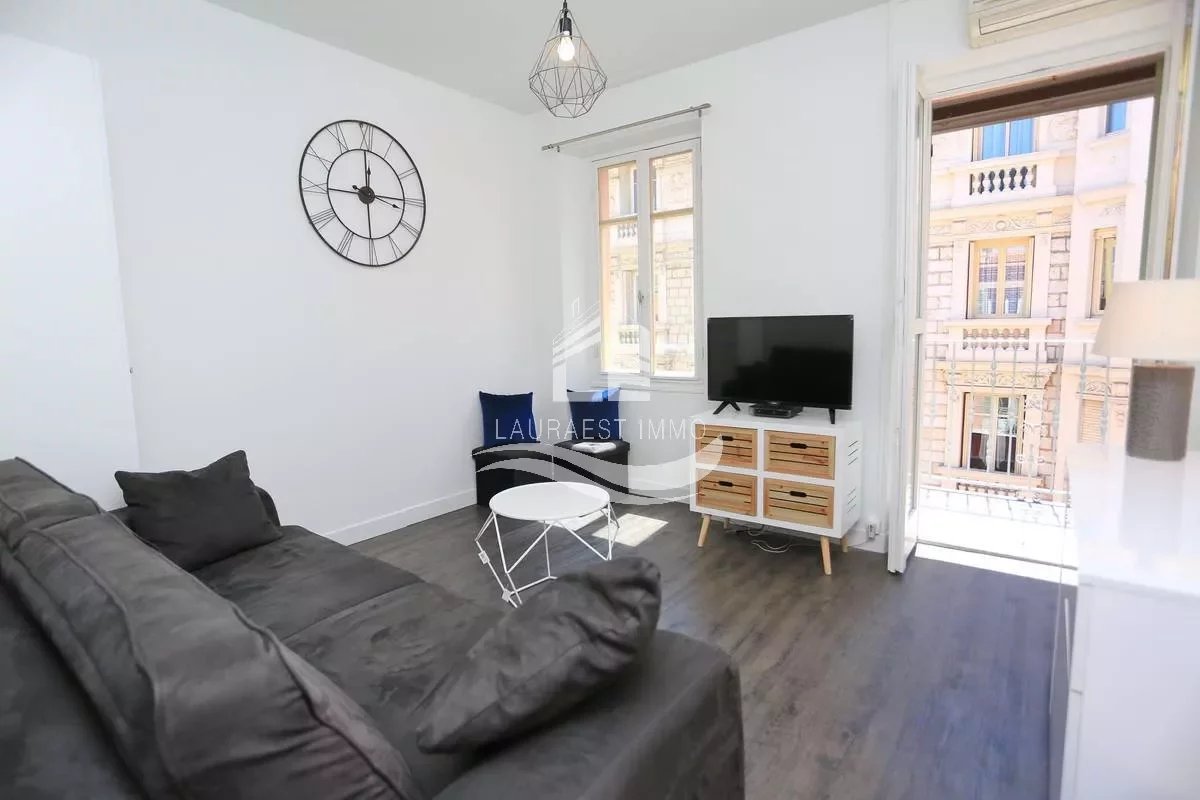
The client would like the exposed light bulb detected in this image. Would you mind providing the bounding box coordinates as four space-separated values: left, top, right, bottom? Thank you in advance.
557 33 575 62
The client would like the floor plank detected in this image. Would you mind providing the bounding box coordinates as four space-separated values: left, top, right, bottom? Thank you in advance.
356 501 1055 800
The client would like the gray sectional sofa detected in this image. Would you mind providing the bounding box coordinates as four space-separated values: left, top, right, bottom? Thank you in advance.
0 458 745 799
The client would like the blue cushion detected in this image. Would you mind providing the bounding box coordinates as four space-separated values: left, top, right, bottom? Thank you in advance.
567 388 621 441
479 392 537 448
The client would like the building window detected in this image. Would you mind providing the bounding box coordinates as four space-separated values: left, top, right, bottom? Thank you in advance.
598 141 699 378
1078 398 1106 444
1091 228 1117 315
962 394 1023 475
967 237 1033 318
974 118 1035 160
1105 101 1128 134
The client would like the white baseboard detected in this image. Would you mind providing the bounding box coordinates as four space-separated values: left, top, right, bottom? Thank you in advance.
321 489 476 546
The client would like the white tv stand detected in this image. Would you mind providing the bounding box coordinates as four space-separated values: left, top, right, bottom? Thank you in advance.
688 409 863 575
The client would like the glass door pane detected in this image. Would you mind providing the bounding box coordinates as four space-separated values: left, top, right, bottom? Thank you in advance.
649 151 696 378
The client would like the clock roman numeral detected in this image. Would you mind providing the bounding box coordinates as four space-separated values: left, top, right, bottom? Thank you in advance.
359 123 373 151
397 167 417 180
310 207 337 229
328 124 350 153
382 138 393 160
368 239 378 266
301 176 327 195
386 234 405 259
399 219 421 239
403 197 424 208
305 147 332 170
337 229 355 256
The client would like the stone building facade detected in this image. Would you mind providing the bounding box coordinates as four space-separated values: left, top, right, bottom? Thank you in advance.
919 98 1153 503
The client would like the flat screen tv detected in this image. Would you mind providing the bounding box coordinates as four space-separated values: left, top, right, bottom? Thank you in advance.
707 315 853 414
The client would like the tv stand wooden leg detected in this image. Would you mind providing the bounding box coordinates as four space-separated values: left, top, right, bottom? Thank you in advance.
820 536 832 576
697 515 712 547
841 537 850 554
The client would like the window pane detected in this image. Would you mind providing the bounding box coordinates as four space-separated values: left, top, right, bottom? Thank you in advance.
599 221 640 372
1007 118 1034 155
1098 235 1116 312
966 395 992 471
980 123 1006 159
994 396 1019 474
598 162 637 221
651 151 694 213
1106 101 1128 134
651 213 695 377
976 246 999 315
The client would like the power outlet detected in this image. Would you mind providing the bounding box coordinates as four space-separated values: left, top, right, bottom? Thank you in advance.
866 517 880 540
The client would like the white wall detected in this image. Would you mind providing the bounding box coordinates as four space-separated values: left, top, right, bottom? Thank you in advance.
0 34 139 507
540 7 893 547
2 0 558 541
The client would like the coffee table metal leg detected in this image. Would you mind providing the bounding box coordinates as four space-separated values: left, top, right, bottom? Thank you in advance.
475 512 515 606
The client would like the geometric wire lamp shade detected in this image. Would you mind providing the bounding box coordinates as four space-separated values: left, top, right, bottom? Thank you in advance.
529 1 607 118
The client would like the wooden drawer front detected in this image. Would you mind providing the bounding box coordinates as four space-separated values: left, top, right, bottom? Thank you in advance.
694 424 757 469
765 431 835 479
763 479 834 529
695 470 757 516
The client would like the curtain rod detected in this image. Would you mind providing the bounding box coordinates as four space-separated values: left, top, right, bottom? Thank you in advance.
541 103 711 152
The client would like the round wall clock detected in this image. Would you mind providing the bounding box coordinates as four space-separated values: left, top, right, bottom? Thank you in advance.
298 119 426 267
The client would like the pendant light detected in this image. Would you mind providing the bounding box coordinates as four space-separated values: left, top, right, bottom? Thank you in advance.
529 1 607 118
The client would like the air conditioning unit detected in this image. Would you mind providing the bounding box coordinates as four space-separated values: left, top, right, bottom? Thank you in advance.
969 0 1158 47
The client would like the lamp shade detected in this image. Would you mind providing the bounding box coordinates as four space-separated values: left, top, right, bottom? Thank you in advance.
1092 279 1200 360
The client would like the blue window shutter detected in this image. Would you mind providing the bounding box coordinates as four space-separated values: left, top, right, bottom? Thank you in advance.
1008 118 1034 155
980 123 1006 159
1107 102 1128 134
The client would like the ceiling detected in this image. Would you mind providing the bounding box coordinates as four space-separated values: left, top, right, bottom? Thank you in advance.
205 0 884 114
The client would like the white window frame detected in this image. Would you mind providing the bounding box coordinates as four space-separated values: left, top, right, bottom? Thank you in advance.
594 138 703 386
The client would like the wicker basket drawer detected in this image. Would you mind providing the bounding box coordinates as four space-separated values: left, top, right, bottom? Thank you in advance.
764 431 835 479
763 478 834 529
695 470 757 517
694 424 757 469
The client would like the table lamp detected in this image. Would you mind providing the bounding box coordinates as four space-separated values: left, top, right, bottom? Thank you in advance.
1092 279 1200 461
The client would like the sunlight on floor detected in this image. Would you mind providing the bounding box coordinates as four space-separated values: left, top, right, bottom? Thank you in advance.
916 542 1079 585
560 512 669 547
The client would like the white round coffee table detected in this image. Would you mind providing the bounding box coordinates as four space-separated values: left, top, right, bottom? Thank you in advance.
475 481 618 607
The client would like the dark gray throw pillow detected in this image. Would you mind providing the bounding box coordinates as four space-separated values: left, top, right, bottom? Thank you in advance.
416 556 661 753
115 450 280 570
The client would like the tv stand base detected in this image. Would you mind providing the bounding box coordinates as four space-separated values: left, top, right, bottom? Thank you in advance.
713 401 741 415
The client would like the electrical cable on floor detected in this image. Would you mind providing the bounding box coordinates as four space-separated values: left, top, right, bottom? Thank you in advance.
729 524 821 555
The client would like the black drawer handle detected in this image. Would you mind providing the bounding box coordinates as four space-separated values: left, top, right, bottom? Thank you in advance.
789 490 808 498
717 480 734 487
789 442 809 449
720 434 734 442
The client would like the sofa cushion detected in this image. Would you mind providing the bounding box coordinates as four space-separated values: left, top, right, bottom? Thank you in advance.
0 509 420 800
479 391 537 447
0 458 100 549
567 387 622 441
416 556 661 753
114 451 280 570
193 525 422 639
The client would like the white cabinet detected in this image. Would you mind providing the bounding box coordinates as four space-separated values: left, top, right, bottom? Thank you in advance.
688 410 863 575
1052 447 1200 799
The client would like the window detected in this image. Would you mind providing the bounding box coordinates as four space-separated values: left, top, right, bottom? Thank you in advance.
962 394 1023 475
967 237 1033 318
1091 228 1117 315
598 142 700 378
1105 101 1128 134
974 118 1035 160
1078 398 1106 444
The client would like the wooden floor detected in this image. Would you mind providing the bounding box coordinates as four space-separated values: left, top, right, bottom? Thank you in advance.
357 501 1056 800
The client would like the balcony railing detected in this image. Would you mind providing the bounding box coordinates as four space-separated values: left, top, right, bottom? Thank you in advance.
930 150 1066 210
969 163 1037 196
917 333 1128 507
